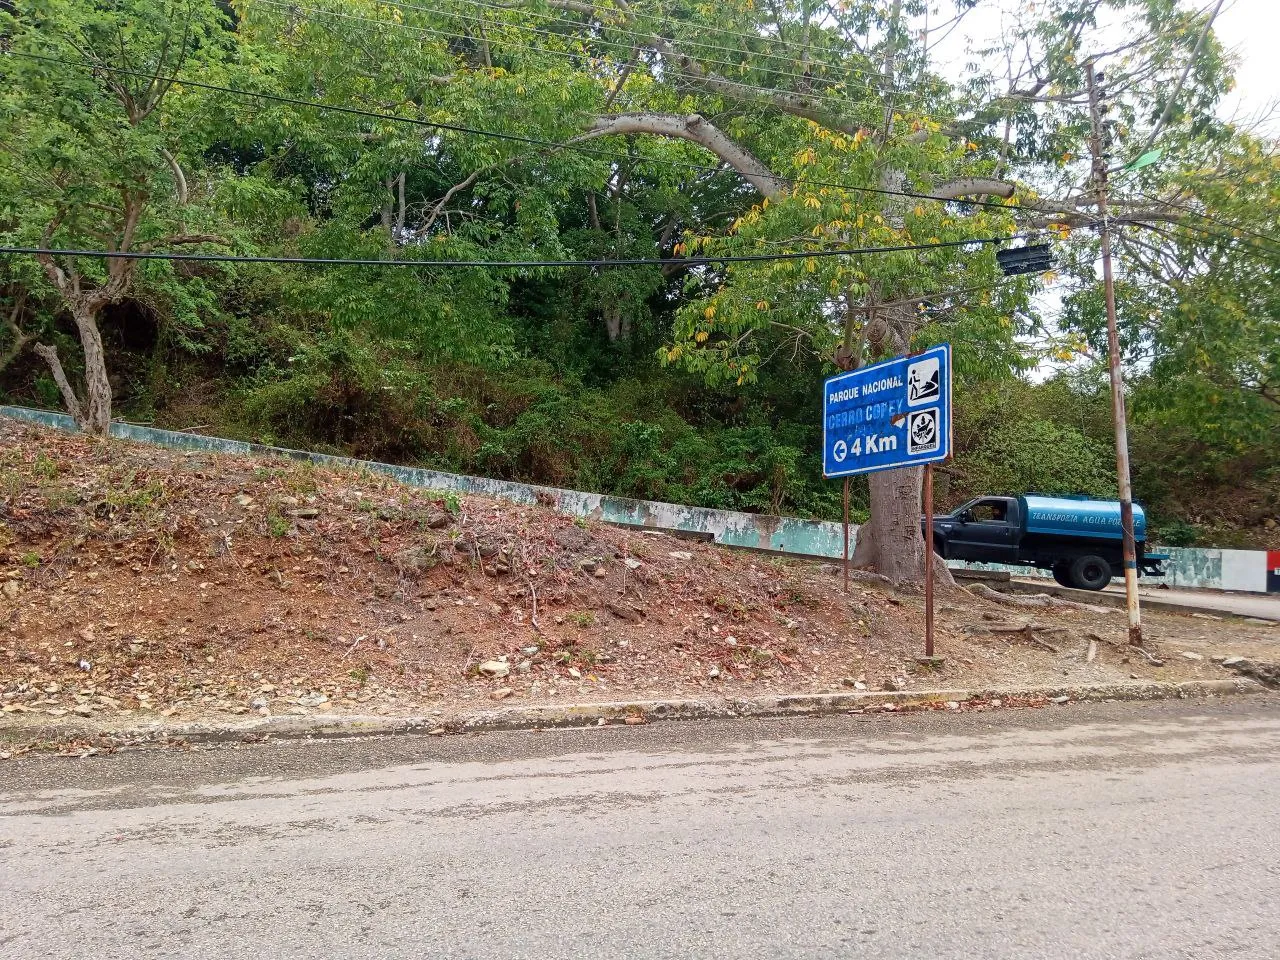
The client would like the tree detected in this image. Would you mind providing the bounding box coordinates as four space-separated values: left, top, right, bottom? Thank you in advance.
0 0 233 432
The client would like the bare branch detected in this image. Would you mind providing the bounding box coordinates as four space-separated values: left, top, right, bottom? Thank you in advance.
582 113 787 198
33 343 85 425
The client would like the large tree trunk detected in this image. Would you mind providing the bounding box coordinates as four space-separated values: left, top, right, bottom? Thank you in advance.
72 303 113 434
851 467 922 580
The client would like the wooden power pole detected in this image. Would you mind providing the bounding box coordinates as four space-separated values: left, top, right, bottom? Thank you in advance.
1086 61 1143 647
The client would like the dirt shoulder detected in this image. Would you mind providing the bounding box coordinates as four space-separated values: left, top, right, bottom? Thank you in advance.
1 419 1276 751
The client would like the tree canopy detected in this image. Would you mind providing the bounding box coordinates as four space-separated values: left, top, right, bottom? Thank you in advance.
1 0 1276 562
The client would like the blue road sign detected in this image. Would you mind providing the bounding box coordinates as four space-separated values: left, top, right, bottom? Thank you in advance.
822 344 952 478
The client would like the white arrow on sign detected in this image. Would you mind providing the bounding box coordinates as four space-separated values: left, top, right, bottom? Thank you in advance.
833 440 848 463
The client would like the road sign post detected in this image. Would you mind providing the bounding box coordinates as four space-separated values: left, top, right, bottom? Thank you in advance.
823 344 953 656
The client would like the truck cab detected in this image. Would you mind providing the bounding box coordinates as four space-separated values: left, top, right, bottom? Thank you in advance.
935 497 1023 565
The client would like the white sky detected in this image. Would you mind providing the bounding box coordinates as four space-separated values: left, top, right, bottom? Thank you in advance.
929 0 1280 134
923 0 1278 380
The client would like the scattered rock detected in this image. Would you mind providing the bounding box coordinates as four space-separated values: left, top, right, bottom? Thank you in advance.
72 705 93 717
1 581 20 600
490 688 514 701
234 493 254 507
989 698 1003 708
428 727 446 736
882 677 906 692
624 712 647 725
946 701 960 710
1222 656 1248 668
623 558 642 570
515 660 532 674
251 697 269 709
568 667 582 679
425 512 451 528
1180 651 1205 661
708 666 721 679
297 692 329 707
668 551 694 561
478 660 510 679
578 559 598 574
606 601 643 623
1051 695 1070 704
287 507 320 519
1190 612 1223 621
854 681 867 691
592 567 607 579
1243 618 1276 627
840 677 858 688
596 717 608 726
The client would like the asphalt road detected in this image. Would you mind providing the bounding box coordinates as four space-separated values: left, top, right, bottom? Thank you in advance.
4 698 1280 959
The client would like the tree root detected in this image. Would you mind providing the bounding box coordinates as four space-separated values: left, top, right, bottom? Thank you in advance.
968 582 1110 614
966 620 1064 653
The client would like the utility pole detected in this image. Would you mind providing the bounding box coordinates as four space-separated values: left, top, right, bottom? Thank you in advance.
1086 61 1143 647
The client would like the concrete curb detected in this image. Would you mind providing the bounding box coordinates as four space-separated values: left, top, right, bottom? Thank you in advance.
2 678 1264 750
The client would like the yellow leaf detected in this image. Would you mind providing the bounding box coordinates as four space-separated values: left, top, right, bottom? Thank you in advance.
695 331 709 343
704 306 717 320
804 195 821 209
755 300 769 310
913 205 924 218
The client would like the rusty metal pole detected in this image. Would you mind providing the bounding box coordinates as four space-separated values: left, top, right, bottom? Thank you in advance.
1087 62 1143 646
842 477 850 594
923 463 935 658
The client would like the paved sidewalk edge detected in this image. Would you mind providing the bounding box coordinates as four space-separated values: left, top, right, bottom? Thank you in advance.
1 678 1264 749
992 578 1280 621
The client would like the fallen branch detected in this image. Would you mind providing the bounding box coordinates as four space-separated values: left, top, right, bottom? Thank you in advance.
525 576 543 634
966 621 1062 652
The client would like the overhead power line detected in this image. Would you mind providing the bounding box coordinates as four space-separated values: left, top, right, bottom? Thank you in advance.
317 0 929 100
4 51 1039 215
1127 189 1280 249
0 233 1049 269
249 0 934 116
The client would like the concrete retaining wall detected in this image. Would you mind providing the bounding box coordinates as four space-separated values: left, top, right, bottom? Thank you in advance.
0 405 847 557
3 404 1273 592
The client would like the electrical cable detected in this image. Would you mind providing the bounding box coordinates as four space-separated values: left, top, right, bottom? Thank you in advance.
4 51 1041 215
327 0 931 99
0 233 1049 269
248 0 934 116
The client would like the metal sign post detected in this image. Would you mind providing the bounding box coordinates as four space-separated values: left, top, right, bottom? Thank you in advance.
823 344 953 656
923 463 935 658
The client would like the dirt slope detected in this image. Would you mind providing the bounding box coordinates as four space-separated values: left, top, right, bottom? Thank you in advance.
0 419 1274 738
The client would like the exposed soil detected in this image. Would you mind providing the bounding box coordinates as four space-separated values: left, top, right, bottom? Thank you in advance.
0 419 1276 751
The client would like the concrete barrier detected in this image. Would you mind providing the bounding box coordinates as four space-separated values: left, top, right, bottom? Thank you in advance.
3 404 1273 592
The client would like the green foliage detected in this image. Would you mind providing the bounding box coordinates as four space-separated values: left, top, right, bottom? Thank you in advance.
0 0 1273 548
952 376 1115 503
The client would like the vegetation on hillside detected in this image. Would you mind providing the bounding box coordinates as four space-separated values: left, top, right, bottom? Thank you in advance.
1 0 1276 554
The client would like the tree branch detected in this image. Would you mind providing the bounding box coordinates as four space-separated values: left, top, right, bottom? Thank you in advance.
33 343 84 425
582 113 788 198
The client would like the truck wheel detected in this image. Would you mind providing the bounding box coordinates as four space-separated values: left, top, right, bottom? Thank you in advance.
1069 555 1112 591
1051 561 1074 588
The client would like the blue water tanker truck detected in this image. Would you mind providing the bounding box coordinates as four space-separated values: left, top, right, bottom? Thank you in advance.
924 494 1168 591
